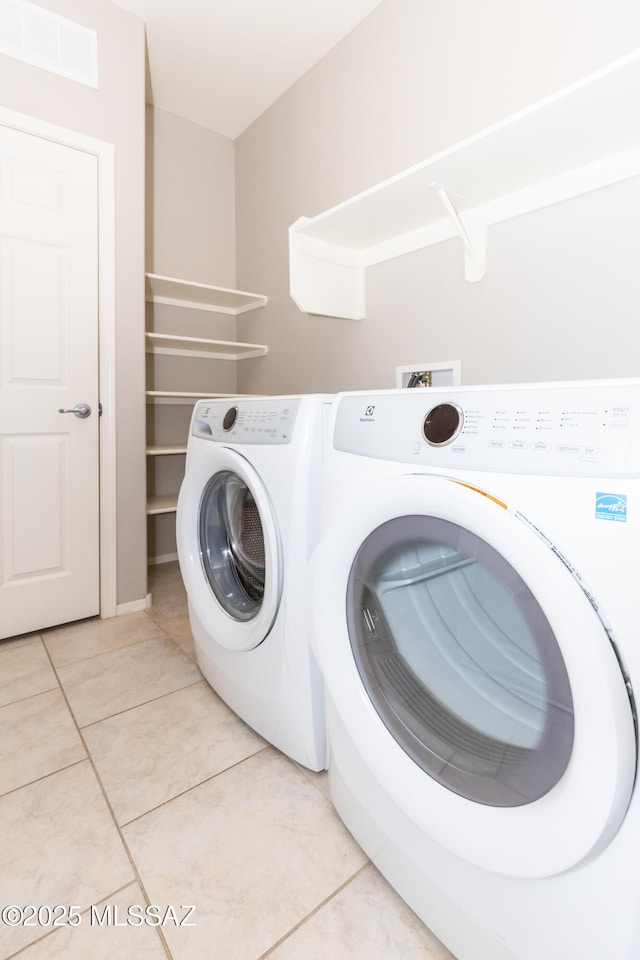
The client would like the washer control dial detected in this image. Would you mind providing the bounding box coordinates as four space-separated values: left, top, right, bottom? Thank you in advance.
222 406 238 431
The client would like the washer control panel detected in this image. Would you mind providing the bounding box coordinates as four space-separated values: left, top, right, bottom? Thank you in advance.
333 383 640 476
192 397 301 444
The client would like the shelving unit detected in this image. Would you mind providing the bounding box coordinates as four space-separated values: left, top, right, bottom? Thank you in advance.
145 273 268 549
289 50 640 319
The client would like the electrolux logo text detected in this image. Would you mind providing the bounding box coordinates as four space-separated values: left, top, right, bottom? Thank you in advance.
360 404 376 423
595 492 627 523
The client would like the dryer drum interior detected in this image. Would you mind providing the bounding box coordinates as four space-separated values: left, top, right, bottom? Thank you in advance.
347 514 575 808
199 470 267 621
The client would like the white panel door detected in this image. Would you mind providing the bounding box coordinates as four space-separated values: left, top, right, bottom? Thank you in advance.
0 125 100 639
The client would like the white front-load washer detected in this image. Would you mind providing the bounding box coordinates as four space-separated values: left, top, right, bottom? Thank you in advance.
177 394 331 771
311 380 640 959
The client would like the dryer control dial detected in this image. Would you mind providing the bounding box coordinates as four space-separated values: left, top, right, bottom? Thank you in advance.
423 402 464 446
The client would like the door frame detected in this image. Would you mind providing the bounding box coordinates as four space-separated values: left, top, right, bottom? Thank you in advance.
0 106 117 619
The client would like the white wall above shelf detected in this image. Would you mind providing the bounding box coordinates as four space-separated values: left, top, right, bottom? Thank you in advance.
289 49 640 320
145 332 268 361
146 273 267 314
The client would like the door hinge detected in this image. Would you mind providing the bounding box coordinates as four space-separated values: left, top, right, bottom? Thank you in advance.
98 402 103 416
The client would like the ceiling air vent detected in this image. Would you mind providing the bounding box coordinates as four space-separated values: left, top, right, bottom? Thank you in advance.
0 0 98 88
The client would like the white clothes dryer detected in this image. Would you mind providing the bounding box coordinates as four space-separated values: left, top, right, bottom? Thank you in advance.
177 394 331 771
311 380 640 959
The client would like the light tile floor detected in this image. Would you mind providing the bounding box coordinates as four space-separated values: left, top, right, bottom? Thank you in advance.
0 562 454 960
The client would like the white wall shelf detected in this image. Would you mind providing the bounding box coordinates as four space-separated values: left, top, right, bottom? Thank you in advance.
145 390 254 404
145 272 267 315
146 444 188 456
289 50 640 320
146 494 178 516
145 332 268 361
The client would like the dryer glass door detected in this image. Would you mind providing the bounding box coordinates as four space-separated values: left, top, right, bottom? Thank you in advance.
200 470 267 622
347 514 575 807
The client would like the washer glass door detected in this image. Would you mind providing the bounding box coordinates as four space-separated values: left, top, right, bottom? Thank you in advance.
200 470 266 622
177 445 282 652
348 514 574 807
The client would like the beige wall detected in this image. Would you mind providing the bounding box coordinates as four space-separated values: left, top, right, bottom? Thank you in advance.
235 0 640 394
145 106 237 562
0 0 146 605
146 105 236 286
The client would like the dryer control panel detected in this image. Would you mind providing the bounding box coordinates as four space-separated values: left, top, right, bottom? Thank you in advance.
333 381 640 477
192 397 301 444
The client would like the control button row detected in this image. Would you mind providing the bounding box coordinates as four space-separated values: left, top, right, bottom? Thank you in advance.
487 440 599 455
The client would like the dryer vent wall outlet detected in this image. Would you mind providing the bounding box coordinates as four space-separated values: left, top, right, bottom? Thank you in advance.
395 361 461 389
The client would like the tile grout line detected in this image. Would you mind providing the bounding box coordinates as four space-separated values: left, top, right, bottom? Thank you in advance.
0 756 87 802
43 610 202 729
41 617 184 671
0 668 203 798
0 682 60 712
40 641 175 960
77 676 205 731
0 626 54 712
0 632 42 651
119 743 271 828
3 880 148 960
150 612 200 665
256 861 372 959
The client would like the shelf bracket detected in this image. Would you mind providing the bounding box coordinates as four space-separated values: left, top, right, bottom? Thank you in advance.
431 183 486 283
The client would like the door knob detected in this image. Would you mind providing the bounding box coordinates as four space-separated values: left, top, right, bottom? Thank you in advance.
58 403 92 419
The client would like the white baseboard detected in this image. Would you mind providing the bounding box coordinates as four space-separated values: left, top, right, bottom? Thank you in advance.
116 597 148 616
148 552 179 566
